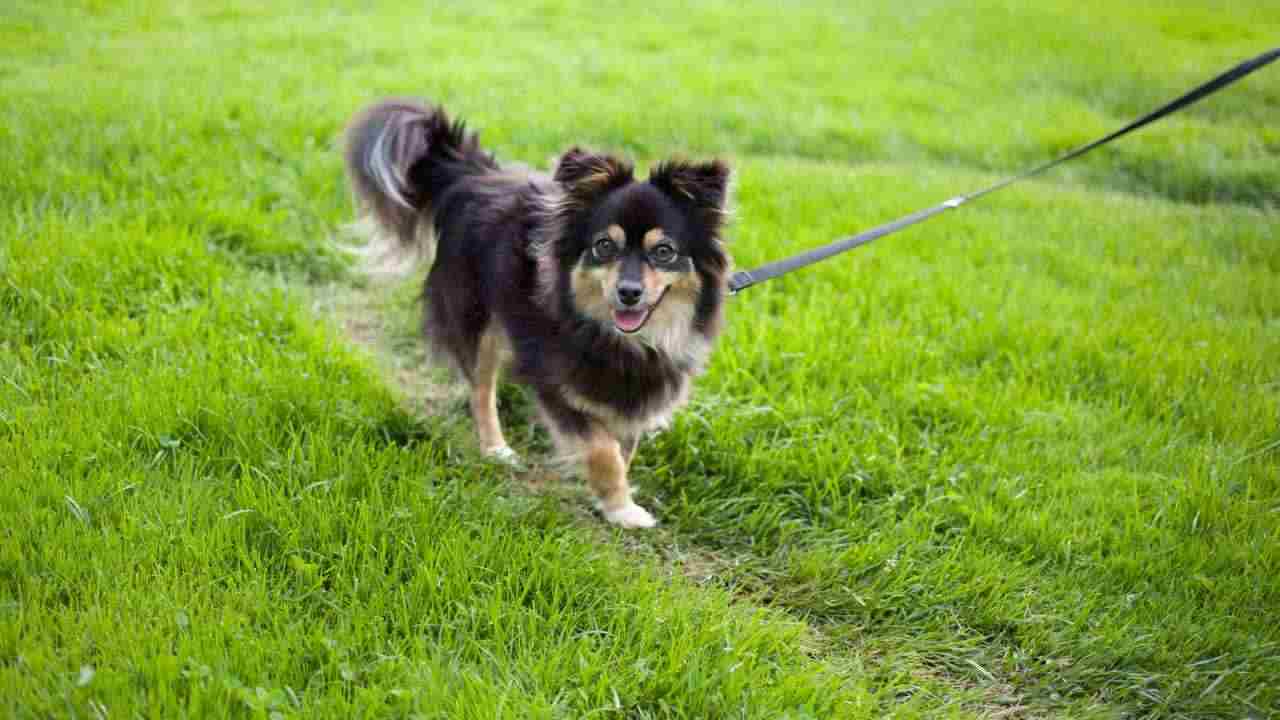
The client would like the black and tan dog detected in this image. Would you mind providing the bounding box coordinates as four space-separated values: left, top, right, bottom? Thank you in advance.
344 100 730 528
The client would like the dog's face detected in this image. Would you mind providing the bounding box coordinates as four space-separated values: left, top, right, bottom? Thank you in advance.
546 148 731 355
572 184 702 336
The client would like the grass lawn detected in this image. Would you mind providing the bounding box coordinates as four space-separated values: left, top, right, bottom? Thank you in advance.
3 1 1278 717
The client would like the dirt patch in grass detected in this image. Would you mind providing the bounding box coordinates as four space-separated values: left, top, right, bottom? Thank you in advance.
311 280 461 418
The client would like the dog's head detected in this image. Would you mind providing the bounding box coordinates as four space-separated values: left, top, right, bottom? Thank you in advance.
539 147 731 360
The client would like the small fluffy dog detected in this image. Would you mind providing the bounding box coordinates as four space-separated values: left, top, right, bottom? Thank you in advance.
344 100 731 528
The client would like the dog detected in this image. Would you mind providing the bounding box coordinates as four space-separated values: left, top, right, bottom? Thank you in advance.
344 100 731 528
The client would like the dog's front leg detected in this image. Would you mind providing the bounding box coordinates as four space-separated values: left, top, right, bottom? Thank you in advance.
584 427 656 529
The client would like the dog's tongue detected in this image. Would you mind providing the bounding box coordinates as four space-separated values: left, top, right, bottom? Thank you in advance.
613 308 648 333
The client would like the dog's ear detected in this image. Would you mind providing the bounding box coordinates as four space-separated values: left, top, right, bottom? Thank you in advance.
554 146 634 205
649 159 731 233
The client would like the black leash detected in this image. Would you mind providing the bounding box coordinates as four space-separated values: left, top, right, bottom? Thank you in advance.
728 47 1280 294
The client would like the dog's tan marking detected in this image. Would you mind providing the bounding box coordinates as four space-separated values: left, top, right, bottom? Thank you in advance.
583 428 630 511
642 228 667 250
470 325 509 453
661 266 702 292
606 224 626 244
570 262 616 325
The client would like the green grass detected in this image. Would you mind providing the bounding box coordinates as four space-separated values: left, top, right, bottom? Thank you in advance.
3 1 1278 717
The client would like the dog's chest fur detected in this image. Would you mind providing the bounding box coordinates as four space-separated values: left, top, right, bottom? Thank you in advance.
552 323 703 436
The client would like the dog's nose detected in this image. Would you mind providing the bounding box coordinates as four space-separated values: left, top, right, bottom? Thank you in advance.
616 281 644 306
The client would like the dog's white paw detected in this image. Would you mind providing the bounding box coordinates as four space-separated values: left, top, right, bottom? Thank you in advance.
484 445 523 468
601 501 658 529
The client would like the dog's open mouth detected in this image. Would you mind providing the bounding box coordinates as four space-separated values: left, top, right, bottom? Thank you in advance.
611 289 667 334
612 307 651 334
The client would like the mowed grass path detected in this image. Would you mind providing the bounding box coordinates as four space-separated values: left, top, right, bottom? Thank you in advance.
3 1 1278 717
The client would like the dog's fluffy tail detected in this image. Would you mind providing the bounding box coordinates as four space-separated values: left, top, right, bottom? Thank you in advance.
343 99 496 275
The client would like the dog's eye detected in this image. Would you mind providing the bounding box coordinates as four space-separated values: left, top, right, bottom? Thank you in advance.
650 244 677 264
592 237 618 260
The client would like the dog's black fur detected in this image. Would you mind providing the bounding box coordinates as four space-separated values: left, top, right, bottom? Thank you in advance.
345 100 730 527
